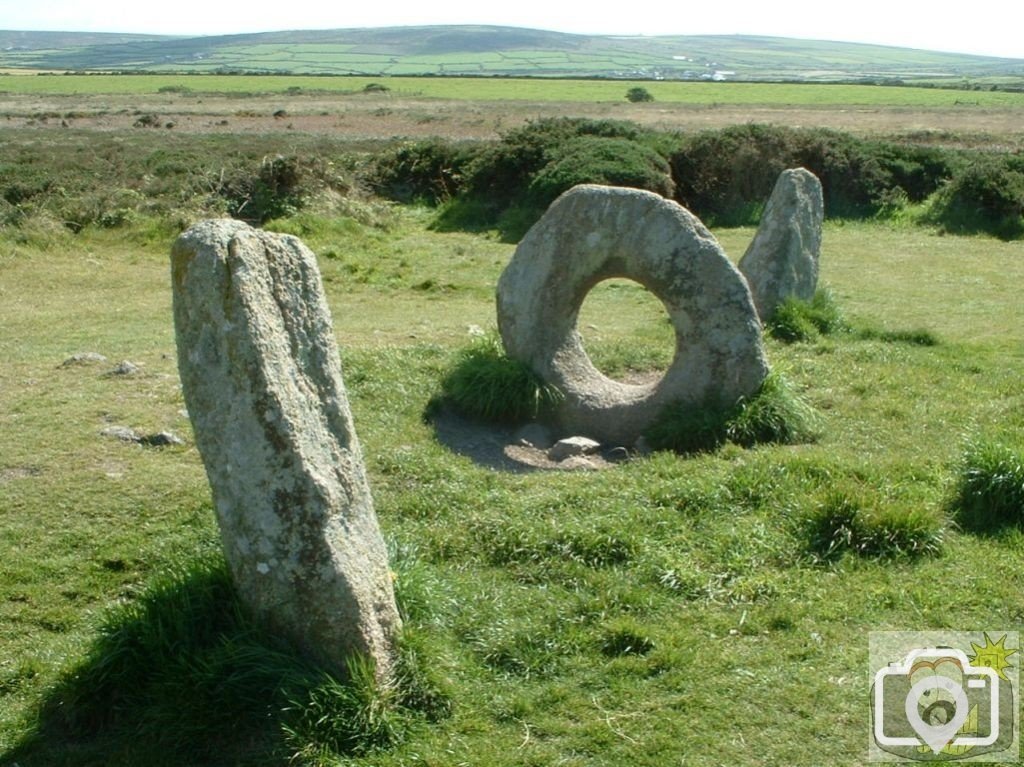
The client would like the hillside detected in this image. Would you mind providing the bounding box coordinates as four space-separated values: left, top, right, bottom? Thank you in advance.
2 25 1023 82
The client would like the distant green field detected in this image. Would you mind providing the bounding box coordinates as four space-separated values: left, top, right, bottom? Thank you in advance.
3 73 1024 107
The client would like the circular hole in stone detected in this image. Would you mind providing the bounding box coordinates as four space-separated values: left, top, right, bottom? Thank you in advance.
576 278 675 385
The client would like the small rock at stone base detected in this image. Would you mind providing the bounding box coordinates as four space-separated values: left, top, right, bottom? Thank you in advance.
548 436 601 462
60 352 108 367
514 422 554 450
140 431 185 447
559 455 597 470
101 425 142 443
107 360 141 376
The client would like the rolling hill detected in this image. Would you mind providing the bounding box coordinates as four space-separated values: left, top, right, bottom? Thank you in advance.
2 25 1022 82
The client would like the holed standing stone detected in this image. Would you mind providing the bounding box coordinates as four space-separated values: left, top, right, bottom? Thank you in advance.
171 219 400 681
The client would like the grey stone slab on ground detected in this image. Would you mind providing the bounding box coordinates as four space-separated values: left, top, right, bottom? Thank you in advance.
171 219 400 681
738 168 824 321
548 436 601 461
497 184 768 446
60 352 108 367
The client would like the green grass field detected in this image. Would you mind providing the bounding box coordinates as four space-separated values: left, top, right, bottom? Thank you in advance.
4 73 1024 107
2 194 1023 764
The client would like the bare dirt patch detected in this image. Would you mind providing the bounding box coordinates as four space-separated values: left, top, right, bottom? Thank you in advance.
430 408 624 473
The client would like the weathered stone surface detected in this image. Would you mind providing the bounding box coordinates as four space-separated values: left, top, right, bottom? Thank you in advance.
548 436 601 461
60 352 108 367
171 219 400 681
140 430 185 447
497 184 769 446
101 425 142 442
738 168 824 321
106 360 141 377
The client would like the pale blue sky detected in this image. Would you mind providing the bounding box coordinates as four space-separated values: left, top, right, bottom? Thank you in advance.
1 0 1021 59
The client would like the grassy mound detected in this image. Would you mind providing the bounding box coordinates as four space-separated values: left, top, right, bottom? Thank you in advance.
644 371 820 454
951 439 1024 533
434 333 563 424
10 553 448 766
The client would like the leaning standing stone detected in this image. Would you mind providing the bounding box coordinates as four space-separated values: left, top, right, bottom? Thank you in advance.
738 168 824 322
171 220 400 681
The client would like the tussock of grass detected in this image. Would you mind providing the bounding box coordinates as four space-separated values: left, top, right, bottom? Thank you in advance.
767 289 845 343
434 333 563 424
952 439 1024 533
645 371 820 454
805 488 946 561
20 553 446 765
852 325 940 346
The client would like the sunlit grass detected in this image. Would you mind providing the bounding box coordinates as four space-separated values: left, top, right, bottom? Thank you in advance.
2 209 1023 765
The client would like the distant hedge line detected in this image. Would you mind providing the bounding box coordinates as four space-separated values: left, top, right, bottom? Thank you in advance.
370 119 1024 240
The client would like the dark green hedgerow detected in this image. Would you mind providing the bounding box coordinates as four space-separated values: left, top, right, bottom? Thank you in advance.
669 124 958 225
924 157 1024 240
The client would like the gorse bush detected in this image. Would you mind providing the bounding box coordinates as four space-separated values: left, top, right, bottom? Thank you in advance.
644 371 820 453
952 439 1024 533
429 117 672 238
3 123 1023 239
625 86 655 103
369 138 474 204
527 136 675 207
435 333 564 423
925 157 1024 239
669 124 958 225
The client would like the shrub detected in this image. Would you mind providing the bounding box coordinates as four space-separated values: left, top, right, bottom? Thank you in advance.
644 371 819 453
527 136 675 207
219 154 347 223
806 488 946 560
669 125 958 225
925 157 1024 239
625 87 654 103
951 439 1024 533
370 139 476 204
436 117 660 235
435 333 563 423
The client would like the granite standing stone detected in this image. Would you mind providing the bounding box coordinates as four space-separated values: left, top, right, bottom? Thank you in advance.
171 220 400 681
497 184 768 446
738 168 824 321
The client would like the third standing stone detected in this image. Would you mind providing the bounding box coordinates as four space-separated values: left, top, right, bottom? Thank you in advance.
171 219 401 682
738 167 824 322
